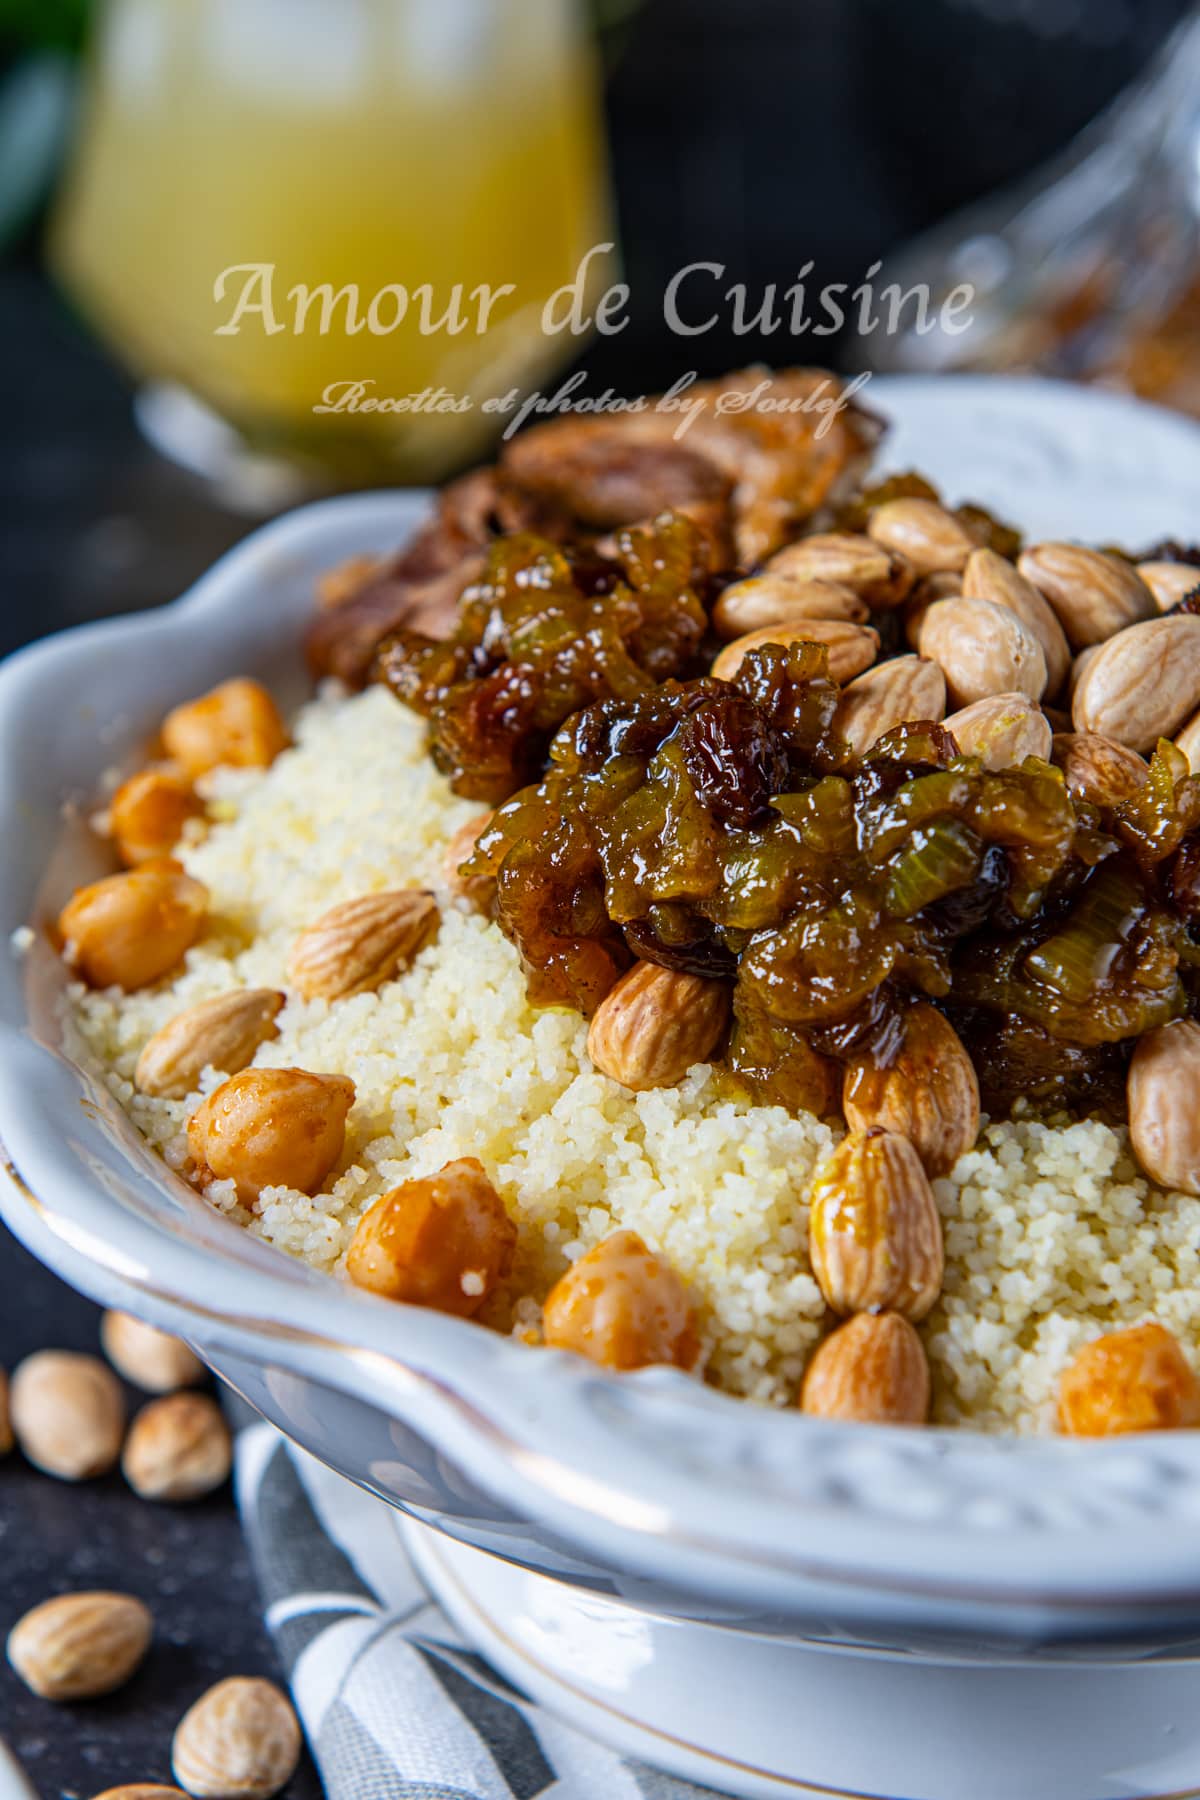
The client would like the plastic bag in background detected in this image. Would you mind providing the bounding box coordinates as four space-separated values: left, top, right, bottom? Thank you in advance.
868 8 1200 418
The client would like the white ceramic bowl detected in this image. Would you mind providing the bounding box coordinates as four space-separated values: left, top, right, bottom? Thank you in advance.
5 377 1200 1799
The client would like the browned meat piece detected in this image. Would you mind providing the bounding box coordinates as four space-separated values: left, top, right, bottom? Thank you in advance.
502 368 880 568
502 431 731 530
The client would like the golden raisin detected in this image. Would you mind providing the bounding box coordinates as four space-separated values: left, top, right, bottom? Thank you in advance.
345 1158 516 1317
1058 1322 1200 1436
59 861 208 991
161 678 288 779
541 1229 699 1372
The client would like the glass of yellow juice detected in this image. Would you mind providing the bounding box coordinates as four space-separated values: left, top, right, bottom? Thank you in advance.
49 0 614 492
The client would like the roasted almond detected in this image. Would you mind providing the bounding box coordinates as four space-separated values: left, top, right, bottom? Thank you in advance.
287 889 439 1000
712 575 869 640
963 548 1071 696
7 1592 152 1701
442 812 496 909
123 1393 232 1502
10 1351 125 1481
903 573 961 650
586 961 729 1091
711 619 880 685
800 1312 930 1424
1128 1020 1200 1195
101 1312 206 1393
1136 560 1200 613
842 1003 980 1178
135 989 285 1099
943 693 1052 770
1018 543 1155 649
1051 731 1148 805
1071 614 1200 751
1059 1322 1200 1436
808 1128 944 1320
764 532 913 607
867 497 975 577
833 656 946 756
917 596 1047 705
1176 709 1200 774
172 1677 301 1800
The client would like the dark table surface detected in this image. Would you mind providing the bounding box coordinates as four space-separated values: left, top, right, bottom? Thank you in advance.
0 273 317 1799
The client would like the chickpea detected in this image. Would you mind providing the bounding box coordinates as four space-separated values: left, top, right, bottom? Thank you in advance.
346 1157 516 1317
161 678 289 780
541 1229 699 1372
187 1067 355 1206
1058 1322 1200 1437
59 861 208 991
109 767 202 865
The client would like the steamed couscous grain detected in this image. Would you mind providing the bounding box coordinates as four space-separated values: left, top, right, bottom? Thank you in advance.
64 685 1200 1428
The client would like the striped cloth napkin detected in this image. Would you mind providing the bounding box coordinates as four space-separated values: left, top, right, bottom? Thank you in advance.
235 1419 721 1800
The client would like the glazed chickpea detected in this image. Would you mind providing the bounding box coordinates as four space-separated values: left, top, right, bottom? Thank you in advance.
541 1229 700 1372
1058 1322 1200 1437
109 767 202 865
160 678 289 780
59 861 208 991
187 1067 355 1206
346 1157 516 1317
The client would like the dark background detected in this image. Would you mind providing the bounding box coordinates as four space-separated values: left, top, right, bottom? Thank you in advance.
0 1 1192 1793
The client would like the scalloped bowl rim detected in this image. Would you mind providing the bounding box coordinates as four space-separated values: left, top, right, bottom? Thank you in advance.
5 376 1200 1613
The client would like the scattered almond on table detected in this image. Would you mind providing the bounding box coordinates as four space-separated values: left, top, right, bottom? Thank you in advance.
10 1350 125 1481
171 1677 301 1800
7 1591 153 1701
101 1312 207 1393
123 1393 232 1503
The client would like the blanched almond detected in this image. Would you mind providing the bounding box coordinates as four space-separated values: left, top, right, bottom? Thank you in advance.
586 961 729 1091
135 990 285 1099
943 693 1051 770
10 1351 125 1481
1071 614 1200 751
842 1003 979 1178
833 656 946 756
7 1592 152 1700
287 890 439 1000
765 532 912 607
868 497 975 577
1051 731 1148 805
101 1312 206 1393
1128 1021 1200 1195
903 573 961 649
808 1129 944 1320
712 575 869 639
122 1393 232 1502
1137 561 1200 612
1018 543 1155 649
963 548 1071 696
800 1312 930 1424
172 1677 300 1800
711 619 880 685
1059 1323 1200 1436
917 596 1046 706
